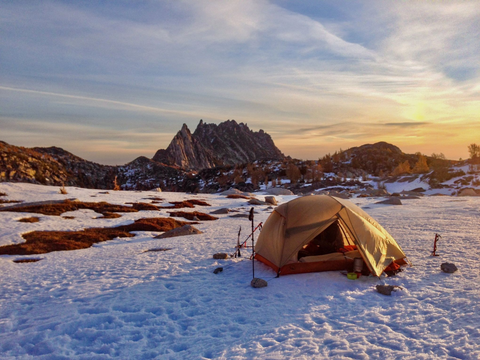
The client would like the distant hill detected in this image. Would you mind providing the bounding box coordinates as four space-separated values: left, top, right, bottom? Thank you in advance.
0 123 466 194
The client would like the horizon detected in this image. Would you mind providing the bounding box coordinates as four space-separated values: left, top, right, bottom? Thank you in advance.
1 1 479 165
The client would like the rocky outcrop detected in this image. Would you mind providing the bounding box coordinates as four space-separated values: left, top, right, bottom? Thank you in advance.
0 141 70 186
34 146 116 189
0 141 185 191
152 124 218 170
193 120 284 167
153 120 285 170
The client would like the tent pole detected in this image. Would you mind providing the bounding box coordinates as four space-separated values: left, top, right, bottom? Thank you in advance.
249 207 255 279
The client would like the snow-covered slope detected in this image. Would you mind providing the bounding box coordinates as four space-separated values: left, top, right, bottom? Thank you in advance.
0 183 479 359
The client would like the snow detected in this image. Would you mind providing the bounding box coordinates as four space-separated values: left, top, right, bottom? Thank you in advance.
383 177 430 194
1 183 480 359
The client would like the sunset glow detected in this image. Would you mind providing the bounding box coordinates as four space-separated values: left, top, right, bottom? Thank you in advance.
1 1 479 164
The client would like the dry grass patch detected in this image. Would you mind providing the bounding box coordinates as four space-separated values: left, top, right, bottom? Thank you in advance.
115 217 195 232
168 211 218 221
0 228 134 255
96 212 122 219
143 248 172 253
160 199 211 209
0 216 196 256
18 217 40 223
0 199 23 204
0 192 7 197
62 216 75 220
143 197 163 201
0 199 139 216
126 202 160 211
13 258 43 263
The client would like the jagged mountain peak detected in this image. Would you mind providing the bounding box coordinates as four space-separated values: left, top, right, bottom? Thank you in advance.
153 120 285 170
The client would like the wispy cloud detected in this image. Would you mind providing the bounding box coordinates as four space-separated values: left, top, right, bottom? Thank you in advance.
1 1 479 162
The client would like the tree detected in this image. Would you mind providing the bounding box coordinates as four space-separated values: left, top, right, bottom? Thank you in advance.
468 144 480 161
392 161 411 176
286 163 301 183
320 154 333 173
413 154 430 174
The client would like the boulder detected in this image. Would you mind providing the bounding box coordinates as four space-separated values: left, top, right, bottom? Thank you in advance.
376 285 396 296
213 253 229 259
376 197 402 205
328 191 350 199
155 224 203 239
369 188 390 197
458 188 479 197
264 196 277 205
266 188 294 196
210 208 230 215
441 262 458 273
251 278 268 288
228 213 250 218
248 198 267 206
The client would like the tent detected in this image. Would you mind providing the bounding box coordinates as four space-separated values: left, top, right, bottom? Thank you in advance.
255 195 407 277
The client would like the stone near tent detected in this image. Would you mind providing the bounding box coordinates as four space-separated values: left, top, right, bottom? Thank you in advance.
441 262 458 273
264 196 277 205
251 278 268 288
458 188 479 197
266 188 294 196
376 285 396 296
210 208 230 215
155 224 203 239
376 197 402 205
213 253 229 259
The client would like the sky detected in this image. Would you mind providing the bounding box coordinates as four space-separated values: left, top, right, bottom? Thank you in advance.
1 1 479 165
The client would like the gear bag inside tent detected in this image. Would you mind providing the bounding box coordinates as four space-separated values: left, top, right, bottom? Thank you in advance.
254 195 407 277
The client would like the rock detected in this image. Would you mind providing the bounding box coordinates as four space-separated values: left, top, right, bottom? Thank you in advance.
213 253 229 259
376 285 396 296
155 224 203 239
411 187 426 192
266 188 294 196
458 188 479 197
328 191 350 199
152 120 285 170
228 213 250 218
441 262 458 273
248 198 267 205
210 208 230 215
213 267 223 274
264 196 277 205
376 197 402 205
251 278 268 288
221 188 253 197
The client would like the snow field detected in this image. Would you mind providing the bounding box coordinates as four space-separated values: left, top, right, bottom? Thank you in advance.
0 183 479 359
